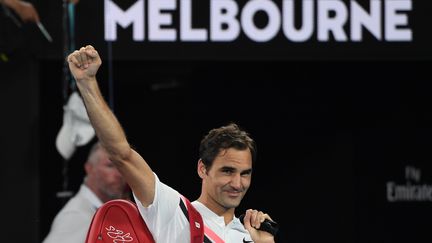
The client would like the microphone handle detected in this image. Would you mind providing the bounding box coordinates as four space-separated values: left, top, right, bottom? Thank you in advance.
238 214 279 236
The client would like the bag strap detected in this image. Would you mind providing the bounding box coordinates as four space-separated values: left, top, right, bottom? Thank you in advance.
179 196 204 243
179 196 226 243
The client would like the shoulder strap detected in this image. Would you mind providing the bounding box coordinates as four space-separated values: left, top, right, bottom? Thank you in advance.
180 196 205 243
179 196 226 243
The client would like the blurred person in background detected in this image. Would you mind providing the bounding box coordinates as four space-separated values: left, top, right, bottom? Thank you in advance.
43 142 128 243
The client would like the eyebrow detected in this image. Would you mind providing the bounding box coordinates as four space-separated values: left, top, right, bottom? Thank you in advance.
241 168 253 175
219 166 252 174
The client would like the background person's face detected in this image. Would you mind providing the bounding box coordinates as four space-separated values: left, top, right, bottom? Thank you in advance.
92 151 126 200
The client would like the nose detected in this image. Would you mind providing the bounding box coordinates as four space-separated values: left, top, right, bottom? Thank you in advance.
113 169 123 181
230 173 242 190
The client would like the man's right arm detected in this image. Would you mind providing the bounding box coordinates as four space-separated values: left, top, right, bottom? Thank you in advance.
67 45 155 206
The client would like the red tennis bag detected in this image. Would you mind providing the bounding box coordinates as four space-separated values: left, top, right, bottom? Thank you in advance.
85 199 155 243
85 197 204 243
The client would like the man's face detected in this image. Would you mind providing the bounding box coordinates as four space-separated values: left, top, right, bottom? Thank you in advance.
201 148 253 210
90 151 126 200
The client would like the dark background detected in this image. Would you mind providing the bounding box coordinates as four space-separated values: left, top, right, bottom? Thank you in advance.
39 59 432 243
1 0 432 242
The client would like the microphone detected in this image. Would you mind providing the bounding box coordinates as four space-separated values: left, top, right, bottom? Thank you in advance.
238 214 279 236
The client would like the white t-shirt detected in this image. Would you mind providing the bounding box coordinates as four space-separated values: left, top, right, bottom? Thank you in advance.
134 174 254 243
43 184 103 243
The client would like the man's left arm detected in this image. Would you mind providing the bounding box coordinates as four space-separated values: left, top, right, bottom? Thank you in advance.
243 209 276 243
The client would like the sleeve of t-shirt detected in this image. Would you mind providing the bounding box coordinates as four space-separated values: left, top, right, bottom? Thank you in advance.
133 173 181 240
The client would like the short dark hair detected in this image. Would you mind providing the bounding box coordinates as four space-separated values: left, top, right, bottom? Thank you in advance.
199 123 256 169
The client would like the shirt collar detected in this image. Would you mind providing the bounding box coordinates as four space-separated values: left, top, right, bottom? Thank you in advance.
80 184 103 209
192 200 245 230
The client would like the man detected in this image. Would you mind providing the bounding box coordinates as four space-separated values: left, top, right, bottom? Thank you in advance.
43 142 127 243
0 0 39 23
1 0 80 23
66 45 276 243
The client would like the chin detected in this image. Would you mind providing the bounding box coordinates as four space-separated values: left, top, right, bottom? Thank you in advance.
222 199 241 209
108 191 124 199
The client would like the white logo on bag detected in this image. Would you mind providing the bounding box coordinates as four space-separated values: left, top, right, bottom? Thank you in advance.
105 226 134 242
195 221 201 229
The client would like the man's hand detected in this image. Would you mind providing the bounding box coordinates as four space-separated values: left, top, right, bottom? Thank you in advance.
243 209 275 243
4 0 40 23
67 45 102 83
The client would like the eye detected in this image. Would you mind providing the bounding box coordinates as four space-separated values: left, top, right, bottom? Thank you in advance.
221 169 234 175
241 170 252 177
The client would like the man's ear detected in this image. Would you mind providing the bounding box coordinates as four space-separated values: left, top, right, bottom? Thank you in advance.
197 159 206 179
84 162 92 175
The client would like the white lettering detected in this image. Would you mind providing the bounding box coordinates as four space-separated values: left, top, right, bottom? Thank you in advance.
387 181 432 202
180 0 207 41
104 0 144 41
318 0 348 41
351 0 381 41
387 182 396 202
148 0 176 41
210 0 240 41
241 0 281 42
282 0 314 42
103 0 414 43
385 0 412 41
405 165 421 182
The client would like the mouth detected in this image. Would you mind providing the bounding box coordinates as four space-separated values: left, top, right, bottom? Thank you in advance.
225 191 242 197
